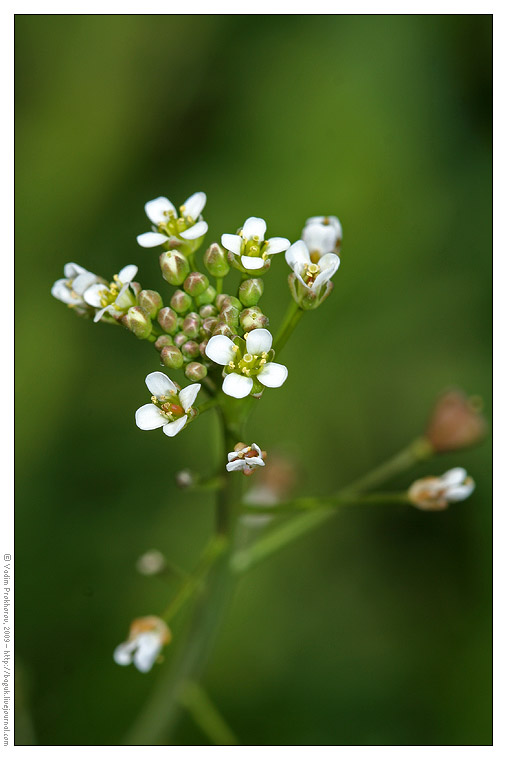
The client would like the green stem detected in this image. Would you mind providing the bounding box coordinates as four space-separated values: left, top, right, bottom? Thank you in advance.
215 276 223 295
241 491 409 515
197 398 220 415
274 300 304 354
179 681 239 745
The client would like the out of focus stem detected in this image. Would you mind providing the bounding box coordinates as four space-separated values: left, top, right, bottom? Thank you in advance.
274 300 303 355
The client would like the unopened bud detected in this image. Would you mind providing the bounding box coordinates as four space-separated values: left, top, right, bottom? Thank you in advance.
212 321 235 338
170 289 193 314
185 361 208 381
425 390 488 453
121 306 152 339
154 335 174 351
160 250 190 286
199 339 209 357
239 278 264 307
138 289 163 318
220 295 242 311
160 345 184 369
203 242 230 277
221 304 240 328
176 469 196 489
157 306 178 335
173 332 188 348
136 550 166 576
239 307 269 332
181 340 201 360
195 285 217 307
202 317 219 336
183 271 209 297
199 304 218 319
182 312 201 339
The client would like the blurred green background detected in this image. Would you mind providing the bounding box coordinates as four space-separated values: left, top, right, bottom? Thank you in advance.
15 14 492 746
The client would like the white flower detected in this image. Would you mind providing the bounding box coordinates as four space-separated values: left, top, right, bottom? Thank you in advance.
137 192 208 248
408 468 475 511
205 328 288 399
221 216 290 271
135 371 201 437
302 215 342 260
83 264 138 323
51 263 102 309
113 616 171 673
285 240 340 292
226 442 266 475
136 550 166 576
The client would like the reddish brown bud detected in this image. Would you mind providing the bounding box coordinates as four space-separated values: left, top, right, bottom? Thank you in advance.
425 389 488 453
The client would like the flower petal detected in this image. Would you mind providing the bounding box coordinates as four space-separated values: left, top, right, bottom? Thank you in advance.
137 231 169 247
241 255 265 270
83 283 107 307
133 633 162 673
313 254 340 289
226 459 247 472
285 240 310 270
113 641 136 666
145 371 178 398
222 373 253 399
246 328 272 355
242 217 267 241
145 196 176 224
135 403 167 430
182 191 206 220
302 222 338 254
93 305 113 323
257 362 288 388
264 237 290 255
179 383 201 412
118 264 138 283
205 335 236 365
441 467 467 487
72 271 97 295
163 416 188 437
64 262 88 278
51 279 76 304
446 482 475 502
179 220 208 240
221 234 242 255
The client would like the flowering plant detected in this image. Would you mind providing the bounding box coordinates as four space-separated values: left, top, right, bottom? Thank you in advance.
52 192 487 745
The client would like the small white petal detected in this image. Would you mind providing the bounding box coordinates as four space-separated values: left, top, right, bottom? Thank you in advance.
145 196 176 224
222 373 253 399
182 191 206 220
248 456 265 468
257 362 288 388
221 234 242 255
93 305 113 323
251 444 262 457
242 217 267 241
63 262 87 278
179 220 208 240
285 240 311 270
51 280 76 304
446 482 475 502
135 404 167 430
145 371 178 398
264 237 290 255
83 283 107 307
179 383 201 412
241 255 265 270
137 231 169 247
113 641 136 666
72 272 97 295
441 468 467 487
133 633 162 673
302 222 338 254
313 254 340 289
246 328 273 355
118 264 138 283
205 335 236 365
226 459 247 472
163 416 188 437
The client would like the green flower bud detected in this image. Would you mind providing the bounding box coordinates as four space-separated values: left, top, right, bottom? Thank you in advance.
195 285 217 307
183 271 209 297
170 289 193 314
199 304 218 319
181 340 200 360
202 317 219 336
157 306 178 335
185 361 208 381
159 250 190 286
220 304 240 328
121 306 152 339
238 278 264 307
160 345 184 369
239 307 269 332
138 289 164 318
199 339 209 357
174 332 188 348
154 335 174 351
212 321 235 338
182 312 201 339
203 242 230 277
220 295 242 311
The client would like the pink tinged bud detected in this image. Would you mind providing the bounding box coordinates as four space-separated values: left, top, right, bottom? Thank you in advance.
183 271 209 297
195 285 217 307
159 250 190 286
221 295 242 311
181 340 200 360
182 312 201 339
221 304 240 328
202 317 219 336
157 306 179 334
154 335 174 351
239 278 264 307
212 321 235 338
185 361 208 381
170 289 193 314
199 339 209 357
138 289 163 318
199 304 218 318
239 307 269 332
425 390 488 453
173 332 188 348
204 242 230 277
160 345 184 369
121 306 152 339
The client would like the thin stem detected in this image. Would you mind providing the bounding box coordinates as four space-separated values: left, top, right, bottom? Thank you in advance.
197 398 220 415
274 300 304 355
241 491 409 515
215 276 223 295
179 681 239 745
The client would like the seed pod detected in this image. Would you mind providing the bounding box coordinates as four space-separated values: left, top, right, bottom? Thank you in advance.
203 242 230 277
183 271 209 298
157 306 179 335
160 345 184 369
159 250 190 286
121 306 152 339
239 307 269 332
170 289 193 314
137 289 163 318
185 362 208 381
238 278 263 307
